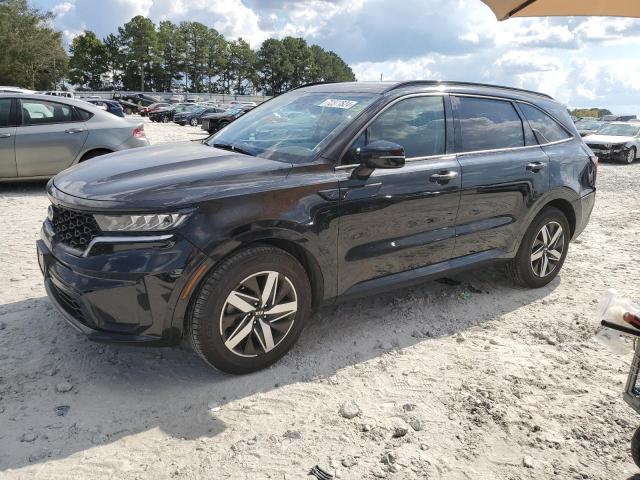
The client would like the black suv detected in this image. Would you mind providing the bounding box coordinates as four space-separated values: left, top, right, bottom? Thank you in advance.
37 81 596 374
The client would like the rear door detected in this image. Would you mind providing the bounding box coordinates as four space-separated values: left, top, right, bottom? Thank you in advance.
15 98 89 177
452 95 550 257
0 98 17 178
337 94 461 293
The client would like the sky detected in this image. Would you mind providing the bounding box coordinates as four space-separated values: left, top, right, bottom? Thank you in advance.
33 0 640 114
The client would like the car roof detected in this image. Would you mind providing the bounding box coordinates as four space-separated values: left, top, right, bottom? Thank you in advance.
295 81 555 103
0 93 120 118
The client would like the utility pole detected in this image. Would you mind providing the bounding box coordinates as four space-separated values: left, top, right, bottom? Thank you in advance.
380 73 383 81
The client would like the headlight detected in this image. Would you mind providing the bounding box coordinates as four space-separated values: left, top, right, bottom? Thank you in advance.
94 213 190 232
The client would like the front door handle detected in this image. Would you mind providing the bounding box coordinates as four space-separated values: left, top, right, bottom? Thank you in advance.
65 128 85 134
429 171 459 185
0 133 11 138
526 161 545 173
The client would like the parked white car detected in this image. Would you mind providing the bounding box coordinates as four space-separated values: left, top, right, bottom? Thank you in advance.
583 122 640 164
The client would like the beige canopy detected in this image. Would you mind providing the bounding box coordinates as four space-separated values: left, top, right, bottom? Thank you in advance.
481 0 640 21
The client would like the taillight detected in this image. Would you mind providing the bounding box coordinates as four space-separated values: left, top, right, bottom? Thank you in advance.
133 125 145 139
581 143 598 185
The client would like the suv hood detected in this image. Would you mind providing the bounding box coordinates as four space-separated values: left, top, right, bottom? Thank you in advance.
583 134 634 145
52 142 291 210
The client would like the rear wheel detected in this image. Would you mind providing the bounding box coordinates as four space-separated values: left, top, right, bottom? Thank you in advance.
162 115 170 123
79 149 111 162
188 245 311 374
190 117 199 127
505 207 570 288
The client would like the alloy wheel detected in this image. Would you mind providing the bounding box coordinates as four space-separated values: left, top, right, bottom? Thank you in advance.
530 221 565 278
190 118 198 126
628 149 635 164
219 271 298 357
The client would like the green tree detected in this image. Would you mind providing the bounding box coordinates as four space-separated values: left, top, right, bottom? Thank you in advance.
68 31 108 90
257 38 289 96
570 107 612 119
308 45 356 83
179 21 210 93
118 15 157 91
103 33 123 89
204 28 227 93
0 0 68 89
227 38 258 94
155 20 183 91
281 36 312 89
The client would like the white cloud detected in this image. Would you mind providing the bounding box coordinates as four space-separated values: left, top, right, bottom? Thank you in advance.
44 0 640 114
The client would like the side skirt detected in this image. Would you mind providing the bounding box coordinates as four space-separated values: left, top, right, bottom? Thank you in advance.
336 249 511 302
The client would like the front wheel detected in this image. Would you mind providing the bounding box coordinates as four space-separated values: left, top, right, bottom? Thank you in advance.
188 245 311 374
162 115 170 123
631 426 640 468
625 147 636 164
505 207 570 288
190 118 199 127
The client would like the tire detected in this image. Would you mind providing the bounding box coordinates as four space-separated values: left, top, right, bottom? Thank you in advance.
631 426 640 468
162 115 170 123
124 108 133 115
188 245 311 374
189 118 198 127
505 207 570 288
79 149 110 162
625 147 636 164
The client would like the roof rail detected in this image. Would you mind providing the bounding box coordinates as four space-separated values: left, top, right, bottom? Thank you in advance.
384 81 553 100
291 81 338 91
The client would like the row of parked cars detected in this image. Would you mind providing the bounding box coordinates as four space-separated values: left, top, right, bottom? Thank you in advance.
574 117 640 164
144 101 255 133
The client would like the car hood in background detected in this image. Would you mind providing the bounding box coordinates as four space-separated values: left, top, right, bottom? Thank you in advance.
52 143 291 210
583 134 635 145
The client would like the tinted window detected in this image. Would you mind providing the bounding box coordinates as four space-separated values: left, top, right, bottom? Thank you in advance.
344 96 446 164
0 99 11 127
75 108 94 121
519 103 571 143
20 100 74 125
453 97 524 152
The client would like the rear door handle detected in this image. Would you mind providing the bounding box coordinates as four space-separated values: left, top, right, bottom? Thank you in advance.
429 171 459 185
0 133 10 138
65 128 85 134
526 162 545 172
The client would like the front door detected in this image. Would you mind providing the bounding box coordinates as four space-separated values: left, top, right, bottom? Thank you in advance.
451 95 550 257
15 98 88 177
0 98 16 178
337 95 461 294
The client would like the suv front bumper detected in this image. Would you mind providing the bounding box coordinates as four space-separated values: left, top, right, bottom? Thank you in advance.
37 223 209 346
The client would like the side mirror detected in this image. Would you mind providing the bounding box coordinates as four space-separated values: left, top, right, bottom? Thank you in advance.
352 140 405 179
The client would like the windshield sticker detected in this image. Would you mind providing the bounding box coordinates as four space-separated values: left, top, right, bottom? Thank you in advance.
318 99 359 109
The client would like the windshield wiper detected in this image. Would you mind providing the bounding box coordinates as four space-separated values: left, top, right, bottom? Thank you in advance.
212 142 256 157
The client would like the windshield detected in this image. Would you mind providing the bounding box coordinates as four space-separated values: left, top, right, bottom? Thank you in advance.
208 91 377 163
596 124 640 137
576 120 603 130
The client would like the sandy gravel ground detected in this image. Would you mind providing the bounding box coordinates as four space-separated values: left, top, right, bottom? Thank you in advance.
1 117 639 479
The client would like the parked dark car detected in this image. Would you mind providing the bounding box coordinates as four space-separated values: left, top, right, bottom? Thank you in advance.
201 106 253 133
574 119 605 137
38 81 596 374
139 102 170 117
148 104 195 123
83 99 125 117
584 122 640 164
174 106 225 126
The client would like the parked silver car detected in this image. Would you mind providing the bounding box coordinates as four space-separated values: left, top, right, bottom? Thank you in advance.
0 94 149 180
584 122 640 164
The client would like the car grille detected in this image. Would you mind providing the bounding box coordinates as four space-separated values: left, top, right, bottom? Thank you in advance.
50 205 101 251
